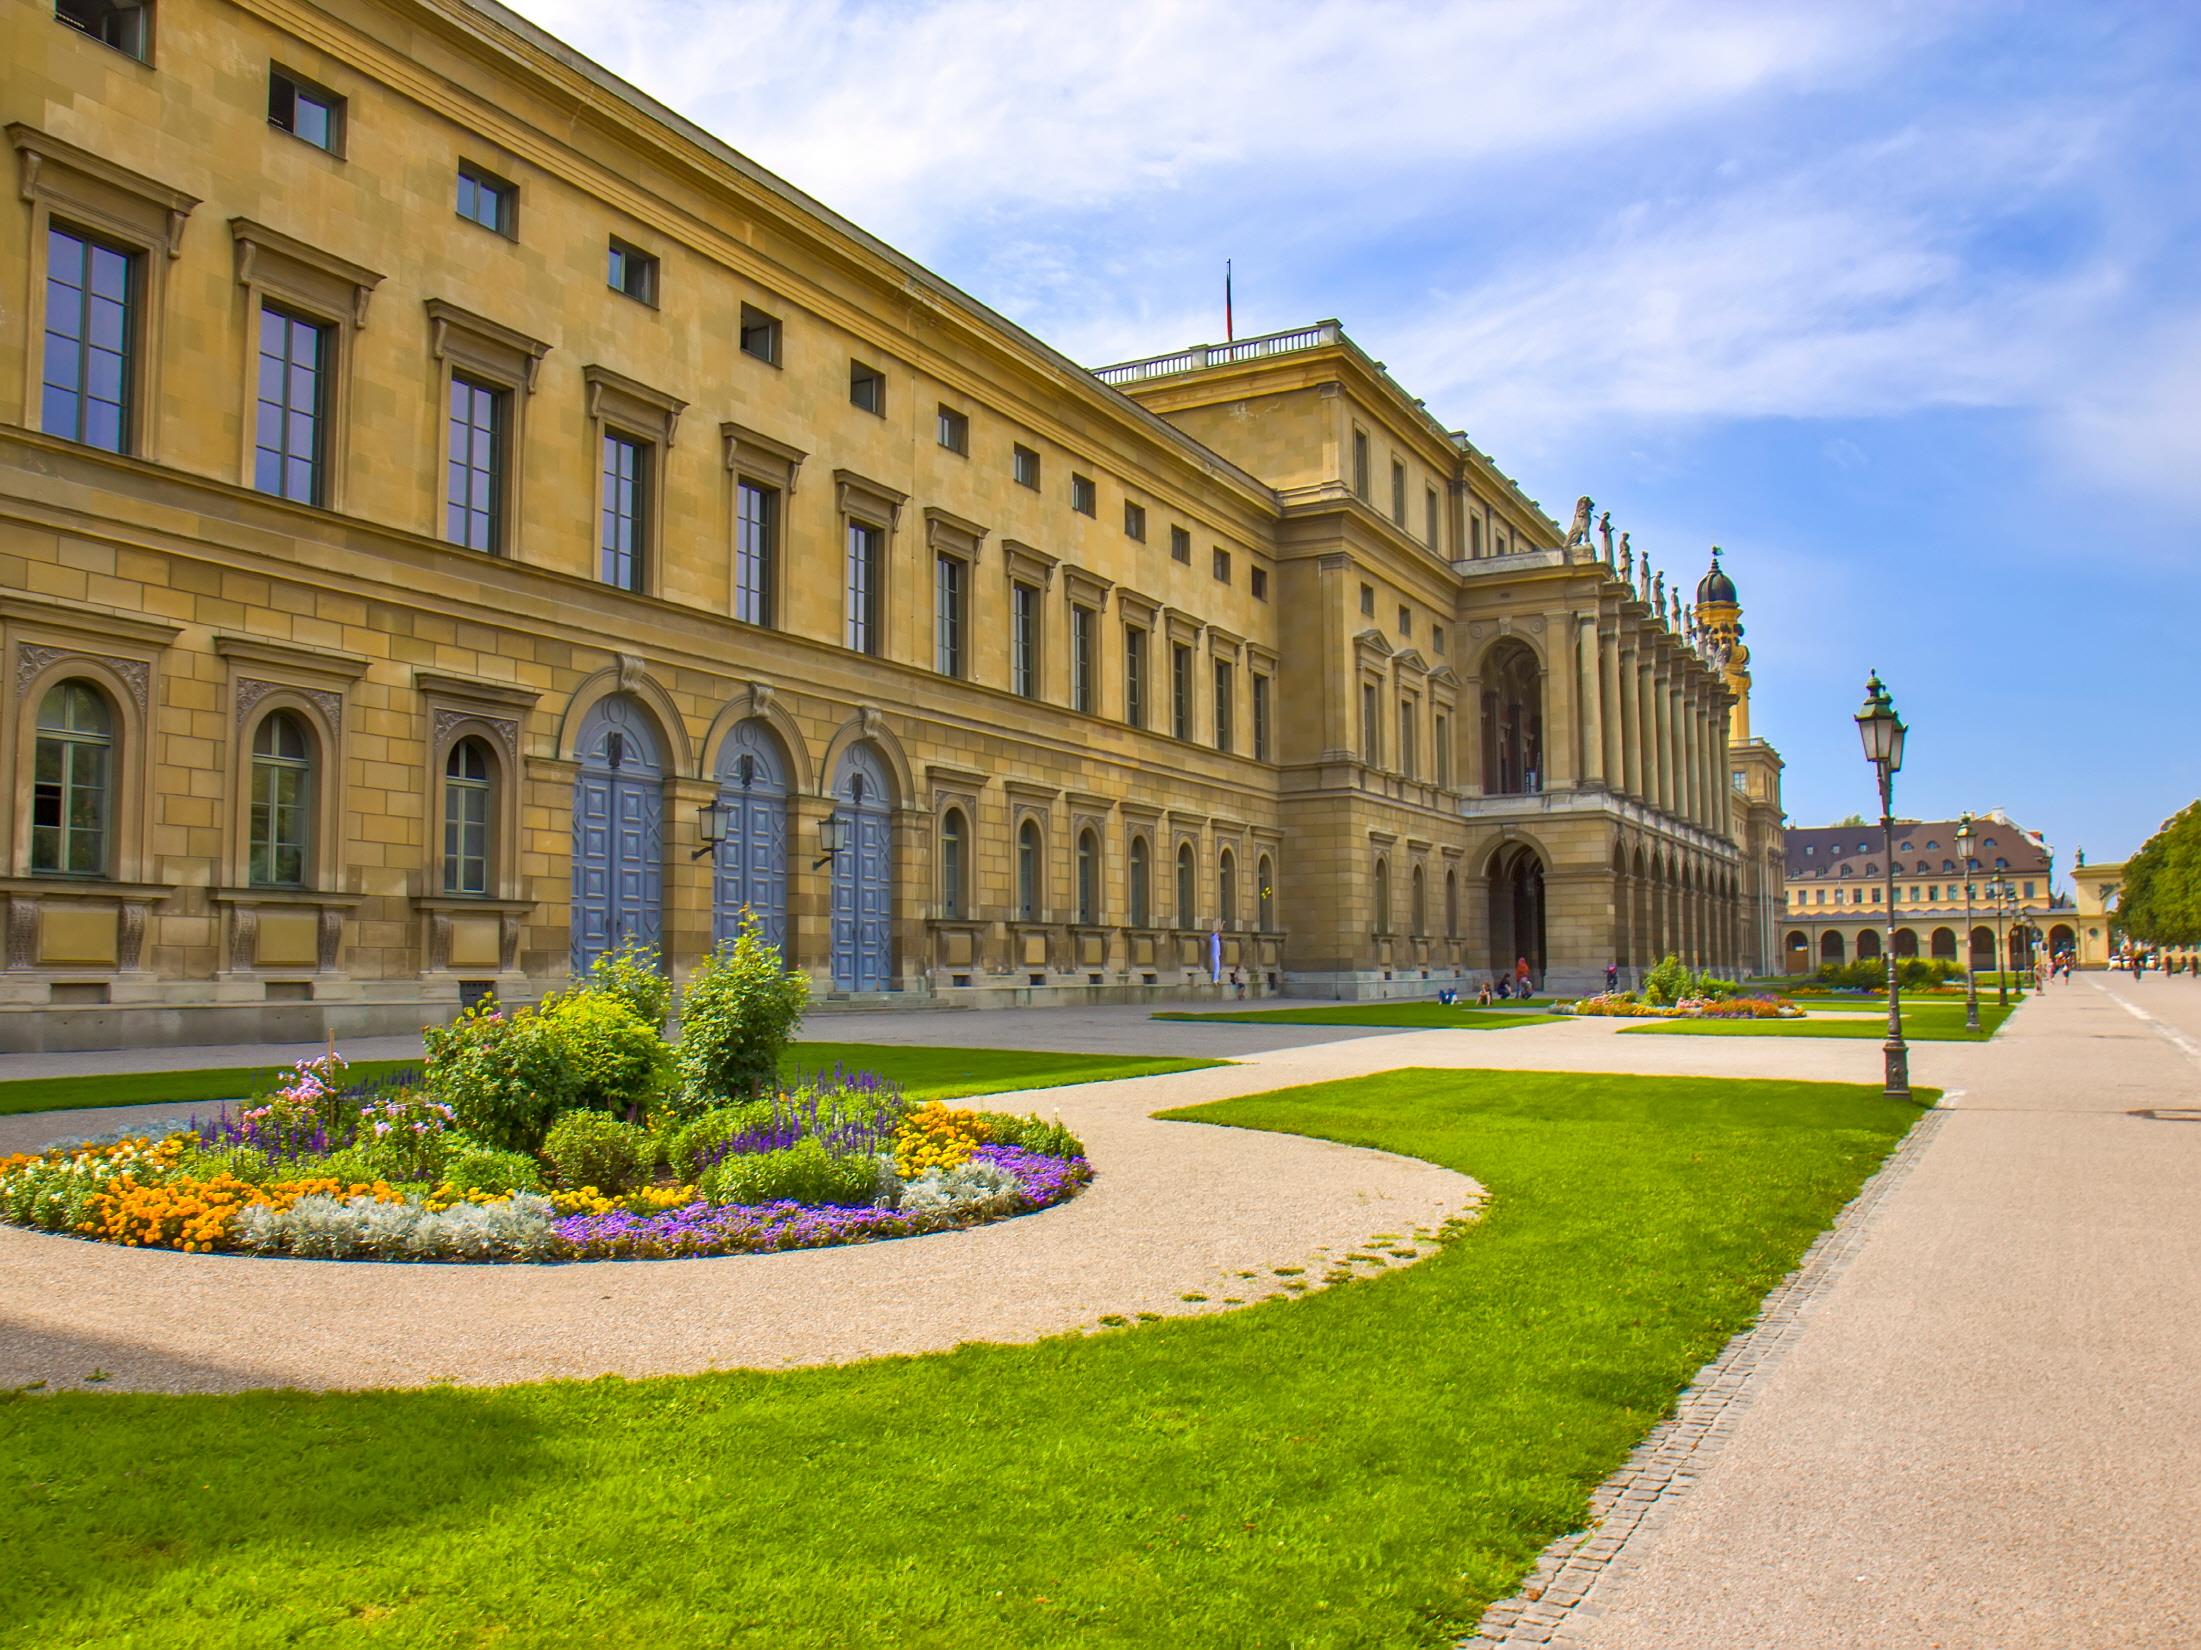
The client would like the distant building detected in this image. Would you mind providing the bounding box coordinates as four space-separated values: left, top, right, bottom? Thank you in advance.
1780 810 2072 972
2068 855 2201 972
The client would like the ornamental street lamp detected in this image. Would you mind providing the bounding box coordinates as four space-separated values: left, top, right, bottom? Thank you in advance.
1854 671 1911 1102
1990 877 2013 1007
813 810 850 871
1956 812 1981 1032
693 796 730 861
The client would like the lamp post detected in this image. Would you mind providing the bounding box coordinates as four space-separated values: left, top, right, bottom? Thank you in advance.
1991 878 2011 1007
1956 812 1980 1032
1854 671 1910 1102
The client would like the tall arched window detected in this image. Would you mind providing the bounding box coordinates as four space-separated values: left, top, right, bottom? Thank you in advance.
1218 848 1237 929
940 807 967 919
249 711 314 888
1258 854 1275 933
31 680 113 877
1077 828 1100 925
1129 835 1151 928
1176 843 1196 926
443 737 493 895
1373 857 1391 934
1411 864 1426 935
1017 819 1043 920
1445 868 1460 939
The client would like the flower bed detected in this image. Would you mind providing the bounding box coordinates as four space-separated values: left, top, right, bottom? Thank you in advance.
0 930 1091 1264
1566 990 1803 1020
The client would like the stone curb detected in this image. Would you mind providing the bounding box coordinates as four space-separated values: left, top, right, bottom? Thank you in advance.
1459 1102 1949 1649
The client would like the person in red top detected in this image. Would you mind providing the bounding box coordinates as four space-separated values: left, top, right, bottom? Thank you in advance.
1515 956 1533 997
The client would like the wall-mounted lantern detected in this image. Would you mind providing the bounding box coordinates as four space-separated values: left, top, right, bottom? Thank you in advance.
814 811 850 870
694 797 730 861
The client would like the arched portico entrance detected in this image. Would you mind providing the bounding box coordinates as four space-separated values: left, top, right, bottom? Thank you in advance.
829 742 894 991
571 694 665 974
1488 843 1546 983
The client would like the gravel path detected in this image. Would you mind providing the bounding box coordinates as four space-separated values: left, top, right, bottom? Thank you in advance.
0 1007 1998 1396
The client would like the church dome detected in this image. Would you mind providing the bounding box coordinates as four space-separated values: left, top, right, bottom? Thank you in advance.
1696 548 1737 606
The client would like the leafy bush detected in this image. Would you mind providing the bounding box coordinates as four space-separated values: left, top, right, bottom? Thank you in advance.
896 1157 1023 1217
1640 954 1692 1007
671 913 810 1118
437 1140 543 1197
535 985 670 1121
584 939 673 1032
698 1136 884 1207
176 1142 276 1184
422 1001 579 1152
1812 957 1962 992
540 1109 653 1194
973 1111 1085 1160
231 1192 561 1262
663 1100 778 1181
350 1092 459 1183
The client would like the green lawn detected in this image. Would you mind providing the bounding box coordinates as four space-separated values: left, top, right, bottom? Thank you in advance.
0 1046 1219 1119
1625 999 2016 1041
0 1067 1918 1648
1154 1002 1561 1029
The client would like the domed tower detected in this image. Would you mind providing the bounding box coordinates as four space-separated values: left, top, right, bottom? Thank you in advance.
1695 546 1751 742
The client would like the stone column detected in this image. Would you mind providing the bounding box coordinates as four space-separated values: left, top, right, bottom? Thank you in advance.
1576 617 1604 788
1600 628 1624 791
1685 687 1704 825
1618 641 1642 801
1460 674 1484 796
1662 672 1683 817
1543 629 1576 791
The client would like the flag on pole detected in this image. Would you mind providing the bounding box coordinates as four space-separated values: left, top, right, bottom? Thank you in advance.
1225 259 1234 342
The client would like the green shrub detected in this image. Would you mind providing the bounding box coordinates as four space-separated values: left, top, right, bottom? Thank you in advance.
349 1092 460 1183
422 1000 579 1153
540 1109 653 1193
671 912 810 1118
698 1136 881 1207
1641 954 1691 1006
974 1111 1085 1159
283 1145 385 1186
585 939 673 1032
438 1140 544 1196
536 985 670 1122
664 1100 777 1181
177 1143 275 1184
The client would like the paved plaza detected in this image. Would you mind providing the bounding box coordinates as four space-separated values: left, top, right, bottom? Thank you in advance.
6 978 2199 1644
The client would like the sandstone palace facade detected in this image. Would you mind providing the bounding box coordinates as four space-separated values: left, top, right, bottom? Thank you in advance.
2 0 1785 1049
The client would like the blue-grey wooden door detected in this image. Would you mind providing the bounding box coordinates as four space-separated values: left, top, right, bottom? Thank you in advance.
830 744 893 991
571 696 664 974
713 721 789 955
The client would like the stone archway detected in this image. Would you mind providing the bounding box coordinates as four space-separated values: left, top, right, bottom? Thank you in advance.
570 693 667 974
1488 843 1547 983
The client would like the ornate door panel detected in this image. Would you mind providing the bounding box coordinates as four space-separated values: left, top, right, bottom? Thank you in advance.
713 721 790 955
570 696 665 974
829 743 893 991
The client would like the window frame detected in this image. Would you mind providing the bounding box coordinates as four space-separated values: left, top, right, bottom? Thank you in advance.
597 427 651 593
1070 473 1097 517
1251 673 1271 763
1076 828 1100 926
1123 625 1148 728
583 364 683 597
734 478 779 627
939 806 968 920
934 550 967 678
1169 525 1191 564
268 65 346 157
1123 499 1146 541
1010 581 1042 699
1016 818 1045 922
849 359 886 417
230 218 381 511
1250 566 1268 602
253 301 333 507
739 303 782 366
936 403 969 456
1211 547 1231 584
454 161 517 239
1213 659 1234 753
28 677 115 879
1069 603 1099 714
54 0 154 61
246 708 316 890
1012 443 1041 490
443 369 508 552
441 736 495 896
606 236 659 305
39 222 138 456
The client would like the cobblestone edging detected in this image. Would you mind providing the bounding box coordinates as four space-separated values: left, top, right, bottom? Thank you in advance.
1461 1103 1951 1649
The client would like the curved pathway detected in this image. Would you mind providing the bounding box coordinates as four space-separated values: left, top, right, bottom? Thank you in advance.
0 1003 2003 1396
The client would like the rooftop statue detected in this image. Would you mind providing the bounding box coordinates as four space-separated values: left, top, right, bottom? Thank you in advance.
1597 510 1614 564
1618 531 1632 578
1564 495 1594 547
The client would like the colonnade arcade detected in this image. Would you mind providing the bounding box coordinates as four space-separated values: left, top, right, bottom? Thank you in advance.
1610 837 1748 977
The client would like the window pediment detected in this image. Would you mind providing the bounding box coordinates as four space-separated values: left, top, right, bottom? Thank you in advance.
11 123 199 256
924 506 987 563
584 364 685 446
722 421 806 492
834 467 906 531
1001 539 1058 588
425 299 549 393
231 218 383 326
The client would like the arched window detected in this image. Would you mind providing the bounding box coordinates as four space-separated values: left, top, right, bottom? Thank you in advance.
1077 828 1099 925
1411 864 1427 935
31 680 113 877
1373 857 1391 934
1218 848 1237 929
1129 835 1151 929
1257 854 1275 933
249 711 314 888
1176 842 1195 926
1017 819 1043 920
940 807 967 919
443 737 493 895
1445 868 1460 939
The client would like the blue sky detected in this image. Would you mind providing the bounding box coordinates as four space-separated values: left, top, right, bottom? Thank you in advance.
515 0 2200 881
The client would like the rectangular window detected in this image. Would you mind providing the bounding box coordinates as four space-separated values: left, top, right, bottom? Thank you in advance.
850 360 885 415
455 162 516 237
1352 429 1370 500
1013 443 1041 489
1071 606 1098 713
599 431 648 591
1425 486 1439 549
1252 674 1271 762
1124 627 1148 727
1398 605 1411 638
739 303 781 365
1124 500 1146 541
1360 682 1381 765
607 237 657 303
269 68 344 155
1435 712 1451 788
1432 623 1446 656
1211 547 1231 584
734 480 777 626
845 521 882 653
1359 582 1375 617
1169 525 1191 564
1391 459 1406 525
41 226 135 454
935 554 966 677
1171 643 1193 741
1213 661 1234 753
1011 583 1040 698
445 373 506 551
937 404 969 455
1250 566 1268 601
1398 698 1417 779
1071 474 1097 516
253 304 328 505
56 0 151 59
